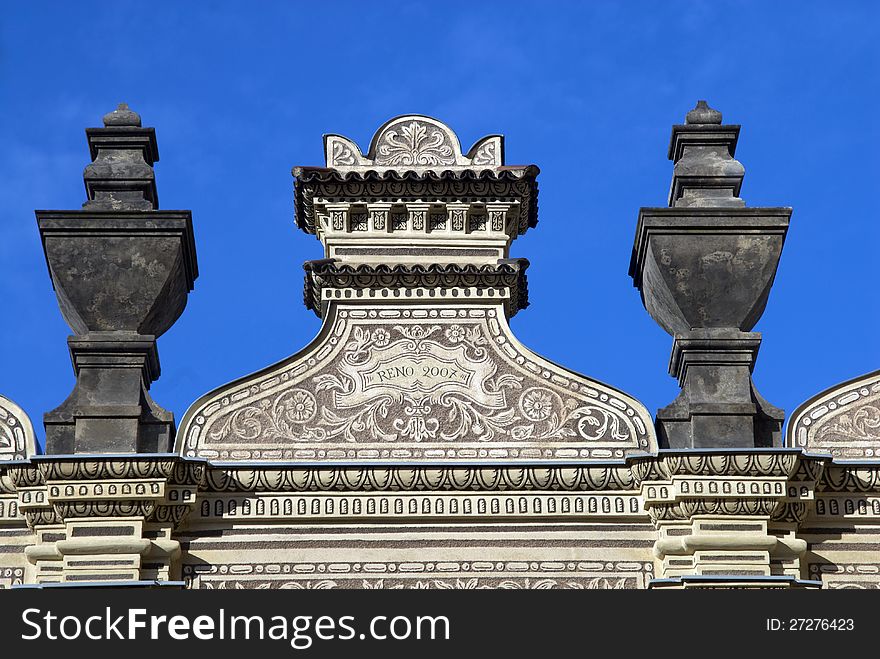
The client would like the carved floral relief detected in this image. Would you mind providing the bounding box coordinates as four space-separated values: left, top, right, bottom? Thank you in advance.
322 116 504 170
183 306 653 461
789 372 880 459
184 561 652 590
374 121 455 167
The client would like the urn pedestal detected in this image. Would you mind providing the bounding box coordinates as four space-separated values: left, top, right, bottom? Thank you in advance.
630 102 791 448
37 105 197 454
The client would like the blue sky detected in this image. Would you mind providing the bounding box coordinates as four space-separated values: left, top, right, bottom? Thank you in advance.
1 1 877 451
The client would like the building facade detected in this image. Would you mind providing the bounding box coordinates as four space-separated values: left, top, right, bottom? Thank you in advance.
0 103 877 589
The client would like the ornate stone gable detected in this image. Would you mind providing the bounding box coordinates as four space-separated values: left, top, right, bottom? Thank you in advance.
788 370 880 460
0 394 35 462
180 304 652 461
178 116 656 462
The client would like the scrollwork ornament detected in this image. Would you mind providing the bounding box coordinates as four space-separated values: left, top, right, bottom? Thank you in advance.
189 304 650 459
511 387 630 442
817 405 880 441
375 121 455 167
472 140 497 166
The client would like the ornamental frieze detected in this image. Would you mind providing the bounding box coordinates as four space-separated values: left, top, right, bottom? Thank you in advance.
203 464 637 492
184 560 653 590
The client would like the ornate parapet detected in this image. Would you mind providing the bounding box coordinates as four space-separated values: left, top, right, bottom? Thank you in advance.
0 394 36 463
782 371 880 588
0 395 36 588
180 304 654 462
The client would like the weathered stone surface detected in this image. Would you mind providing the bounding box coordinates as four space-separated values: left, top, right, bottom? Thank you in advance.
788 370 880 459
630 101 790 449
37 105 198 454
655 329 783 448
83 103 159 211
668 100 744 208
37 212 196 335
43 334 174 454
631 209 789 335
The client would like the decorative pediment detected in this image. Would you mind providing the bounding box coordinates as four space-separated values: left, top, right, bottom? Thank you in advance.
324 115 503 171
179 306 655 462
177 115 656 464
0 394 36 461
788 370 880 460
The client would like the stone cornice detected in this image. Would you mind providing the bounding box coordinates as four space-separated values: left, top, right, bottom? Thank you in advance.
3 455 206 530
6 450 880 529
292 167 539 236
302 259 530 319
203 461 637 493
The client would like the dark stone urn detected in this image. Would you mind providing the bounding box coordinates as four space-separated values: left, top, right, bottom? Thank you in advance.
629 101 791 448
37 104 198 454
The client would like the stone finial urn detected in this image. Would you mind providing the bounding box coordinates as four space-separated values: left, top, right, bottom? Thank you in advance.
37 104 198 454
629 101 791 448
